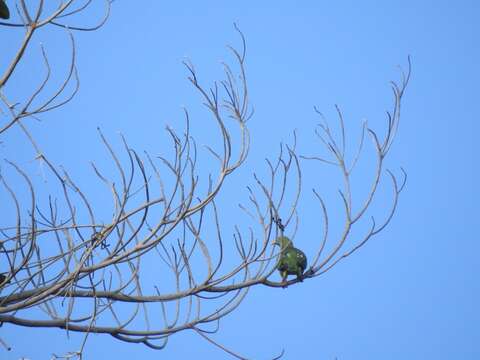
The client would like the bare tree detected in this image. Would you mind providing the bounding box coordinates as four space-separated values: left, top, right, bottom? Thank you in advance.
0 1 411 359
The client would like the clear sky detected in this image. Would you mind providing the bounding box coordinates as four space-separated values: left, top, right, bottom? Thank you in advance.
2 1 479 359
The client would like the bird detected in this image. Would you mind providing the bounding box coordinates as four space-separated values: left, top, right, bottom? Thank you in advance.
0 273 8 286
0 0 9 20
273 236 307 284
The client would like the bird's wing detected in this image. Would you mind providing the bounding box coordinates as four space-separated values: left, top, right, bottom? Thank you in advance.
294 248 307 269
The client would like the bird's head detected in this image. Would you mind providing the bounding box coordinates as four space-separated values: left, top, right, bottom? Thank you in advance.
273 236 293 249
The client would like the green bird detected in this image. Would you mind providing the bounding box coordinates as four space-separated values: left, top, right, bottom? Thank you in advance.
273 236 307 283
0 0 9 20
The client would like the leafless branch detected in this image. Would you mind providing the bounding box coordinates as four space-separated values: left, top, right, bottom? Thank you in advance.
0 4 411 358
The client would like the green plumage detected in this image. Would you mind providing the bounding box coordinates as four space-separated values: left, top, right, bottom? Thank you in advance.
274 236 307 283
0 0 9 20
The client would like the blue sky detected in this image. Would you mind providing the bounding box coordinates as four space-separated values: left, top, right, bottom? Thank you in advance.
2 1 479 359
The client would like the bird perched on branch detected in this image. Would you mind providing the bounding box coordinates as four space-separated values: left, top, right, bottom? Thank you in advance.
0 273 8 286
273 236 307 284
0 0 9 20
